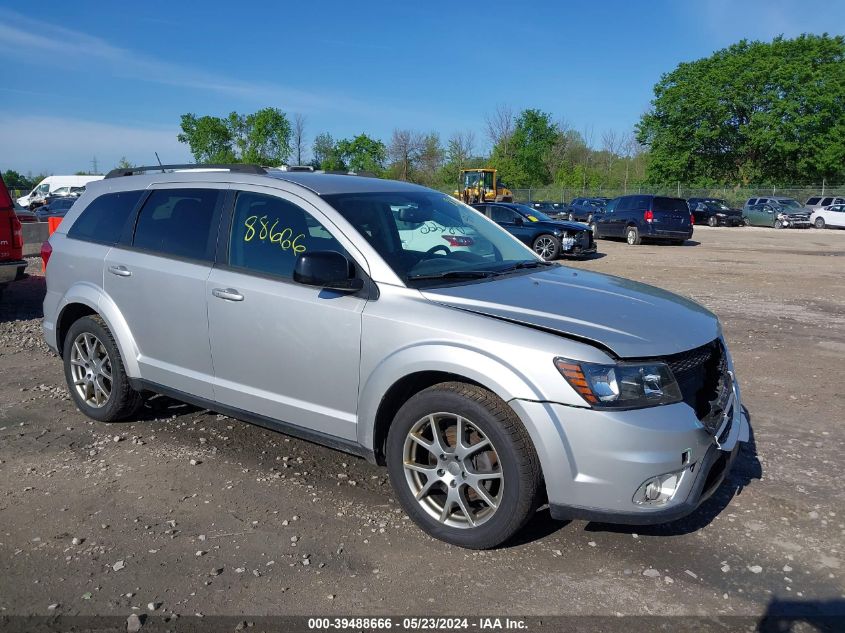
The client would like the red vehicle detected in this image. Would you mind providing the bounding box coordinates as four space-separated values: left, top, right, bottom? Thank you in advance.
0 173 27 296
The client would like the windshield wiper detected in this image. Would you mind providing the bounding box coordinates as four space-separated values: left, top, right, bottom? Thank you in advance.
407 270 497 281
495 260 555 273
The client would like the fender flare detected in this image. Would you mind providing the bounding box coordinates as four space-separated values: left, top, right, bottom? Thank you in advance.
356 342 547 453
55 282 141 378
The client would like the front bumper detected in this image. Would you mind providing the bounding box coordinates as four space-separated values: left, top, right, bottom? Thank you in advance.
560 232 597 257
781 218 811 228
509 375 749 525
0 259 26 285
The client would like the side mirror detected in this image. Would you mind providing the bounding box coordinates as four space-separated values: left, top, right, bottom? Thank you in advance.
293 251 363 293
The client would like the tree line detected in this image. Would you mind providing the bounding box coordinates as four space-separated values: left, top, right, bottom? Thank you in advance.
8 34 842 191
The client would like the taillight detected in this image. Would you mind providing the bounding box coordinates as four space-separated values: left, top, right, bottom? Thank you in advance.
41 240 52 270
690 213 695 225
11 215 23 248
442 235 475 247
644 209 654 223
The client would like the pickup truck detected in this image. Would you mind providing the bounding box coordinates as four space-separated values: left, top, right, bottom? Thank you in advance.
0 174 27 298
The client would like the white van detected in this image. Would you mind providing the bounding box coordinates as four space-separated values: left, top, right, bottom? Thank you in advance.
17 175 104 209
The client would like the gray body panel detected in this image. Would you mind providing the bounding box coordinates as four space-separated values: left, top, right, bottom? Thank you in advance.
43 169 748 524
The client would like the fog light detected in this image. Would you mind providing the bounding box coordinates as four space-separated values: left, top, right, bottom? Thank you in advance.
633 470 684 506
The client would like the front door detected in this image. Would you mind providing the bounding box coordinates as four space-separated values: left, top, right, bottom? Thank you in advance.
488 205 533 245
206 186 366 441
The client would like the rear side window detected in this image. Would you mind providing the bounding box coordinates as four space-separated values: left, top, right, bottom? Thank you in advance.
67 190 144 244
132 188 223 262
746 198 757 206
653 197 689 213
807 197 821 205
631 196 651 211
821 197 833 206
227 191 346 280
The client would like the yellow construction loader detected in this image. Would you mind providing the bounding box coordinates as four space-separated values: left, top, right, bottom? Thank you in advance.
454 168 513 204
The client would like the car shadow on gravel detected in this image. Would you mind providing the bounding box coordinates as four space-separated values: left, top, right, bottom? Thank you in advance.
760 597 845 632
582 408 762 538
0 274 45 323
132 393 203 421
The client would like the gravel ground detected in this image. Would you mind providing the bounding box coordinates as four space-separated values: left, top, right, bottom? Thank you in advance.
0 227 843 624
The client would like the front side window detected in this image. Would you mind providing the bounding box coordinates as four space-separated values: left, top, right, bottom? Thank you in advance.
132 188 222 261
228 191 346 279
68 190 144 245
324 191 534 286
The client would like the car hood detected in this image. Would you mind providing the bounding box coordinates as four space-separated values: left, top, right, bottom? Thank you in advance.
421 266 719 358
533 220 588 231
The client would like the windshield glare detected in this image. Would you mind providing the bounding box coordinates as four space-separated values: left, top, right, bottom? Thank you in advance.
778 199 802 210
513 204 553 222
324 192 538 285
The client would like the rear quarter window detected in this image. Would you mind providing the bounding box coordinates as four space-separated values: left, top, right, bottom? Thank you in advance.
67 190 144 245
806 197 821 205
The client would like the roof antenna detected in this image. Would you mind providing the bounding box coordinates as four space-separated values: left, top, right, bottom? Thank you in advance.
154 152 165 173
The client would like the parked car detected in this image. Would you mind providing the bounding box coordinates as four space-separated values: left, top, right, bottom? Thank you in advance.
0 173 27 298
17 175 102 209
743 197 810 228
471 202 597 260
14 208 39 223
562 197 609 223
687 198 744 227
810 203 845 229
43 164 749 549
527 201 562 214
804 195 845 213
35 197 77 221
593 195 694 245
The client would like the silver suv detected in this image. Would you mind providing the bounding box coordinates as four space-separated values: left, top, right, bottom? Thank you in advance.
43 165 749 549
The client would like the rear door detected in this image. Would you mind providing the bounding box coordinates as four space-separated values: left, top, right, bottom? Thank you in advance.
651 197 691 234
103 184 226 399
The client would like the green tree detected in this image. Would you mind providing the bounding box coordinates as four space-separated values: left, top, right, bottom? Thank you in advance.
490 109 561 188
2 170 34 190
177 108 292 165
312 132 344 170
336 134 386 174
637 35 845 185
114 157 135 170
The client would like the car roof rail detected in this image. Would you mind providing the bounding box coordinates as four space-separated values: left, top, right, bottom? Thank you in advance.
104 163 267 179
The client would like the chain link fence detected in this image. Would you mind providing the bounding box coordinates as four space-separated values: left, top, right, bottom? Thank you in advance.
507 185 845 208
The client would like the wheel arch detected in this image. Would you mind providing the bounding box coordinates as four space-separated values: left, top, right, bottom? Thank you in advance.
358 346 546 466
54 283 140 377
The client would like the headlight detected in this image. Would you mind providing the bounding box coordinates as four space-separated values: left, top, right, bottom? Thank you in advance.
716 213 726 217
777 213 785 219
555 358 683 408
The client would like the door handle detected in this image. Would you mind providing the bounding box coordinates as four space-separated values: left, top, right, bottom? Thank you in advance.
212 288 244 302
108 265 132 277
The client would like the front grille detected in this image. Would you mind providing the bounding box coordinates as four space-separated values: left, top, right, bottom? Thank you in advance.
662 340 728 434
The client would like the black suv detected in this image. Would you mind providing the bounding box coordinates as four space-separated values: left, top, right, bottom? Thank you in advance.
687 198 744 227
593 195 693 245
562 197 609 222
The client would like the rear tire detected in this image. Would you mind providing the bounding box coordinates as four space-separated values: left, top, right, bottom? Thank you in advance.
586 213 593 224
63 315 143 422
568 212 575 222
385 382 542 549
626 226 641 245
815 217 826 229
707 216 718 227
532 234 561 260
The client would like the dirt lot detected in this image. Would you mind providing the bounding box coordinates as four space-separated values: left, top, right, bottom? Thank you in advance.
1 226 843 623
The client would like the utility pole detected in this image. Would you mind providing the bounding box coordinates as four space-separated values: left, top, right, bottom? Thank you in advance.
91 156 99 175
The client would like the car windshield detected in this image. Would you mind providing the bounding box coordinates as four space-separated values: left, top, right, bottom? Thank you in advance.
513 204 554 222
777 199 803 210
703 200 731 210
324 191 540 286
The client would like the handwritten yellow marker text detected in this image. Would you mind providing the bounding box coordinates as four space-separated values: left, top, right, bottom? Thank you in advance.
243 215 307 255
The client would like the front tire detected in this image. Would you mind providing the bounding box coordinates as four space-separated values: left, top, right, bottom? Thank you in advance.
815 217 826 229
774 219 784 229
386 382 542 549
707 216 718 227
532 234 561 260
626 226 642 245
63 315 143 422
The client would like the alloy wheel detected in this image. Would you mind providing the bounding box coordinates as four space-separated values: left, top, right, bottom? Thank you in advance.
627 229 637 244
402 413 504 528
69 332 113 408
533 236 556 259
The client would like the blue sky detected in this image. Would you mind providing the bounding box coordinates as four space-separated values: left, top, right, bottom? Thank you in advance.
1 0 843 174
